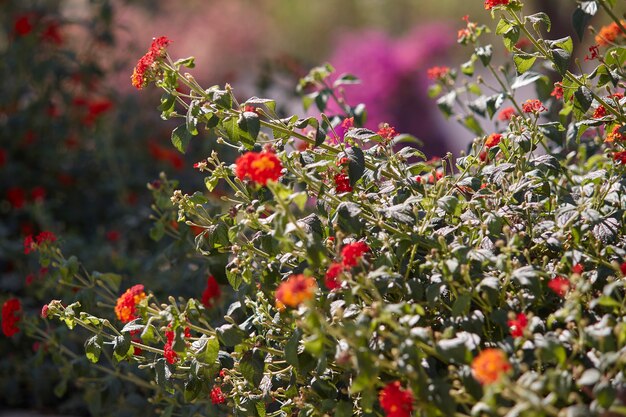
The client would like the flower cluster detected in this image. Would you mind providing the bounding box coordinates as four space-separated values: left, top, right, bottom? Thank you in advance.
2 298 22 337
210 386 226 405
163 328 178 364
201 275 221 308
131 36 172 89
23 231 57 254
471 348 512 384
426 66 450 81
548 276 570 297
508 313 528 338
484 133 502 148
275 274 316 310
235 151 283 186
522 99 547 114
114 284 146 323
325 242 370 290
484 0 509 10
378 381 414 417
595 20 626 46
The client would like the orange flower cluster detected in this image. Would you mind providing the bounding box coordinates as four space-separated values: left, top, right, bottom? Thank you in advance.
378 381 414 417
606 125 626 143
485 133 502 148
498 107 516 121
484 0 509 10
595 20 626 46
275 274 316 310
235 151 283 186
471 348 512 384
522 99 547 114
131 36 171 89
427 66 450 81
114 284 146 323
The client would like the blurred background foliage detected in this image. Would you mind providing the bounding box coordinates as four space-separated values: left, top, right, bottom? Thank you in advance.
0 0 614 415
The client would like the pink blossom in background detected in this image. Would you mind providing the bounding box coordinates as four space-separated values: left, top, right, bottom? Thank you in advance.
326 24 455 156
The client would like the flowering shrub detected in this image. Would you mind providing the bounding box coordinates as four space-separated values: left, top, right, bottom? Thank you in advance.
16 0 626 416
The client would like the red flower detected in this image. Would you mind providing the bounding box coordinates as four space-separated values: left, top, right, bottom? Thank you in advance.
572 264 584 275
114 284 146 323
41 304 49 319
427 66 450 81
275 275 316 310
550 83 564 100
105 230 121 242
585 45 600 61
341 242 370 268
548 276 570 297
334 172 353 193
41 21 63 45
36 231 57 245
2 298 22 337
379 381 414 417
235 151 283 186
471 348 512 384
325 262 344 290
377 124 399 141
83 99 113 126
31 186 46 203
25 274 35 286
498 107 516 121
210 386 226 404
148 142 184 170
484 0 510 10
14 14 34 36
522 99 547 114
201 275 221 308
485 133 502 148
131 36 172 89
7 187 25 209
507 313 528 338
163 329 178 364
613 151 626 164
620 262 626 276
593 106 607 119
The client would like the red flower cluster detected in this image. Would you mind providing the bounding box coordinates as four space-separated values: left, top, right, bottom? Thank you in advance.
378 381 414 417
131 36 172 89
334 173 352 193
201 275 221 308
507 313 528 338
472 348 512 384
550 83 564 100
621 262 626 276
7 186 47 209
275 274 316 310
325 262 344 290
148 142 184 170
595 20 626 46
377 124 399 141
210 386 226 404
485 133 502 148
163 329 178 364
341 242 370 267
72 97 114 126
23 231 57 254
614 151 626 164
548 276 570 297
427 66 450 81
593 106 607 119
498 107 516 121
572 264 584 275
114 284 146 323
2 298 21 337
484 0 510 10
522 99 547 114
14 14 34 36
235 151 283 186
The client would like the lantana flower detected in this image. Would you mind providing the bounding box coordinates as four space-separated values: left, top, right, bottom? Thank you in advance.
471 348 512 384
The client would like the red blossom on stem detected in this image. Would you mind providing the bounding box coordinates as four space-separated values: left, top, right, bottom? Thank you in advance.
507 313 528 338
427 66 450 81
498 107 516 121
522 99 547 114
114 284 146 323
210 386 226 404
379 381 414 417
201 275 221 308
341 242 370 268
485 133 502 148
325 262 344 290
334 172 352 193
550 83 564 100
572 264 584 275
235 151 283 186
484 0 510 10
131 36 172 89
377 124 399 141
548 276 570 297
2 298 21 337
163 329 178 364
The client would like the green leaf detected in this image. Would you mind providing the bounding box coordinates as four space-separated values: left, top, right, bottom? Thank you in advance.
526 12 551 32
332 202 364 235
513 53 537 74
171 124 193 154
85 335 103 364
345 147 365 186
475 45 493 66
216 324 246 347
333 73 360 87
511 71 545 90
572 2 597 41
437 91 456 119
552 48 571 75
155 358 172 388
245 97 276 113
204 336 220 365
239 348 265 386
113 333 133 361
237 111 261 140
